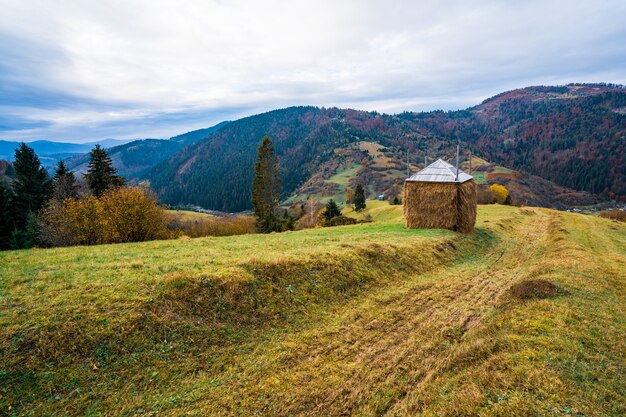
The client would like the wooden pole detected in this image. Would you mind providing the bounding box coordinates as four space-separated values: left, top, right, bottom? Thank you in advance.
406 149 410 177
455 144 460 182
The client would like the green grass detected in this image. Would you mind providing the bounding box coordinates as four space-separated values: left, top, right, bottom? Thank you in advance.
1 205 624 416
286 163 363 204
326 163 361 187
472 171 487 184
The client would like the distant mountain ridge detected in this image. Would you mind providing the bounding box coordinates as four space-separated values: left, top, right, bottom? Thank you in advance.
64 121 229 178
142 83 624 212
0 138 133 162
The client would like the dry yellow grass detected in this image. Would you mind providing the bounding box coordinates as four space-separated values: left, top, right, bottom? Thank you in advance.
0 205 624 416
165 209 216 222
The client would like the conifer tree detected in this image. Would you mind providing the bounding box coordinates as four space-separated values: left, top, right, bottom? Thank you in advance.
85 145 124 197
53 160 79 200
251 136 280 233
322 199 342 223
353 183 366 212
12 143 52 228
0 180 13 249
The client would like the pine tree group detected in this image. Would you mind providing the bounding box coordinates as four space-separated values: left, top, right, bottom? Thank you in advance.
85 145 124 197
251 136 281 233
353 184 366 212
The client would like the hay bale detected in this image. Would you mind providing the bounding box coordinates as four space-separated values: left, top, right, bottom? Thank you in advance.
403 179 476 233
456 180 477 233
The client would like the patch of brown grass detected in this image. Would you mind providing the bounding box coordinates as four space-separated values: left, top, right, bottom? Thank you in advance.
509 279 559 300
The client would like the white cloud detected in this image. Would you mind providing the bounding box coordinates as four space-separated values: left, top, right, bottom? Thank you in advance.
0 0 625 141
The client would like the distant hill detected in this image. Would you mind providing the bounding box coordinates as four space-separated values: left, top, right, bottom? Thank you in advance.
65 122 229 178
0 138 133 164
144 84 624 212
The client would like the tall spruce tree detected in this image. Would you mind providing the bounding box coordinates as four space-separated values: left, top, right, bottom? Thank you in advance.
0 180 13 249
85 145 124 197
53 160 79 200
353 183 366 212
251 136 281 233
12 143 52 228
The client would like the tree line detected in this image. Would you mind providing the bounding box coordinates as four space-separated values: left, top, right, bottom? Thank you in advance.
0 143 165 250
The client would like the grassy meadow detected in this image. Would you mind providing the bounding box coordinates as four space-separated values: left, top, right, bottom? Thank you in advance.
0 204 625 416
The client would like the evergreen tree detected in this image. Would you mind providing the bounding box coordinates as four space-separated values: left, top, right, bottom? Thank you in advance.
12 143 52 229
0 180 13 250
85 145 124 197
251 136 281 233
353 184 366 212
392 196 400 205
53 160 79 201
322 199 342 222
9 212 38 250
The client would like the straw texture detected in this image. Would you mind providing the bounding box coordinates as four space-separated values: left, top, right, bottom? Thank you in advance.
403 180 476 233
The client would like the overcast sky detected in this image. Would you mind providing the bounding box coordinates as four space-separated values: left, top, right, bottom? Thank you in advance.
1 0 625 143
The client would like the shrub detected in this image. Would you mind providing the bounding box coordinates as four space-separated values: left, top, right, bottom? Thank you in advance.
476 185 495 204
325 215 358 227
39 186 170 247
599 210 626 222
490 184 510 205
167 215 255 238
100 186 169 243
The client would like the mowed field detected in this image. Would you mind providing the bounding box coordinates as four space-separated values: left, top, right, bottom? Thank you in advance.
1 204 625 416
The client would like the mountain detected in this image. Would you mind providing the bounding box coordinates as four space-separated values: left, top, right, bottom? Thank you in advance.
144 84 624 212
0 138 133 163
64 122 229 178
409 83 626 199
146 106 448 212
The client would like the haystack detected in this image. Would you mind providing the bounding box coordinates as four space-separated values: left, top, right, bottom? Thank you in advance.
403 159 476 233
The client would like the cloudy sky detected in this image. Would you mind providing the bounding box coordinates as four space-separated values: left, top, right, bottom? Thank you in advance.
1 0 626 143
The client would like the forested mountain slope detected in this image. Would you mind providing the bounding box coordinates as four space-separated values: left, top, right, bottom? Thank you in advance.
65 122 228 178
144 84 624 211
411 84 626 199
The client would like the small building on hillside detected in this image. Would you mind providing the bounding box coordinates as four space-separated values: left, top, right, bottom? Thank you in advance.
403 159 477 233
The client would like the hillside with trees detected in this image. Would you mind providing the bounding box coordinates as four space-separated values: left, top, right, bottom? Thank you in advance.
143 84 624 211
65 122 228 178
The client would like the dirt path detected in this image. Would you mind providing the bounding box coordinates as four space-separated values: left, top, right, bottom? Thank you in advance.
173 208 559 415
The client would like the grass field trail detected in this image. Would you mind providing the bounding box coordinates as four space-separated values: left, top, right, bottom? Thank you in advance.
0 206 624 416
164 208 560 415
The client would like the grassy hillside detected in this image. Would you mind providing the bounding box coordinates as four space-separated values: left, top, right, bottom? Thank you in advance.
1 205 625 415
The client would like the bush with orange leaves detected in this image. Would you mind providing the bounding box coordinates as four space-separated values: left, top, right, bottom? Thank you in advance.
489 184 511 205
39 186 170 247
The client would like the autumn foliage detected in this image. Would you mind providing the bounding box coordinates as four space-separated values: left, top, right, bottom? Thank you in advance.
40 186 169 246
489 184 511 204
